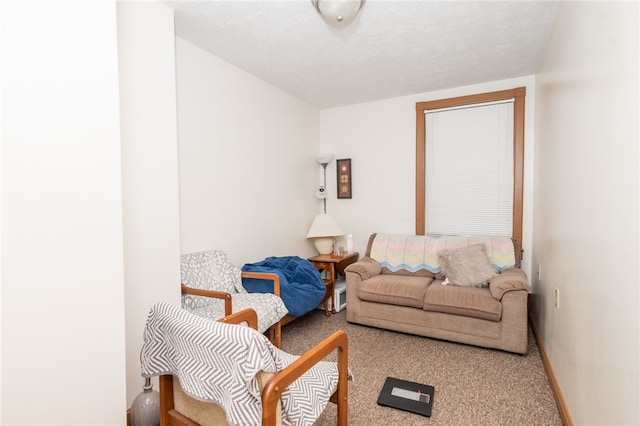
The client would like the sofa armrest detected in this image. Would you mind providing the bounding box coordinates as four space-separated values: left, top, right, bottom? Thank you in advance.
344 257 381 281
489 268 530 300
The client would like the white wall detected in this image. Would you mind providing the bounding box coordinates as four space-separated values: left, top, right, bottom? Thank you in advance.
3 2 635 424
175 38 322 265
1 1 127 424
533 2 639 424
117 2 182 406
319 77 536 279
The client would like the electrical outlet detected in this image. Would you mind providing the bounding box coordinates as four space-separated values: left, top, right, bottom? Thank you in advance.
554 288 560 309
537 264 542 280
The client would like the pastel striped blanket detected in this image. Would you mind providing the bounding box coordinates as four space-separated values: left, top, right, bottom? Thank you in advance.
370 234 516 273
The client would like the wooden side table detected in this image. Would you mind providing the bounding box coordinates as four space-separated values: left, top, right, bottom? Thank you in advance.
308 252 359 316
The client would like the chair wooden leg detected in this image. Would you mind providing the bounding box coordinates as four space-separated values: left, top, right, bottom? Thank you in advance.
267 322 282 348
159 375 174 426
269 321 282 348
336 336 348 426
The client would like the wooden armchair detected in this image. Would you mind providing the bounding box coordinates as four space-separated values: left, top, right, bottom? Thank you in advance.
180 250 289 347
145 307 349 426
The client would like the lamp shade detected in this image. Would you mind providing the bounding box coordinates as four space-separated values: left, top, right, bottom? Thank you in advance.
314 152 334 165
306 213 344 255
306 213 344 238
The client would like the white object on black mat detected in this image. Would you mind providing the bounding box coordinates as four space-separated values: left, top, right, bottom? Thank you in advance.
377 377 435 417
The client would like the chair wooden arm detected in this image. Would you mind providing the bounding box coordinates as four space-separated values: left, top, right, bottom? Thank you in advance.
261 330 349 426
239 272 283 347
240 271 281 297
180 283 232 315
217 308 258 330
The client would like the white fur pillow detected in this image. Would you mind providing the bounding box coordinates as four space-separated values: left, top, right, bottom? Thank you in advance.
438 244 496 287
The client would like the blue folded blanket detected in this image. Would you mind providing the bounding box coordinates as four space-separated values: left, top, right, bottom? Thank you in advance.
242 256 326 317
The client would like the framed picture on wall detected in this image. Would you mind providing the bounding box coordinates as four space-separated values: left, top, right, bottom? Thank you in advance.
337 158 352 199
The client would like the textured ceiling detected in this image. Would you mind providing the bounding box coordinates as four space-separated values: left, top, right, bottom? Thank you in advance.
163 0 559 109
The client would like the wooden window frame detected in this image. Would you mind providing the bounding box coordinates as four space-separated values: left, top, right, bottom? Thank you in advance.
415 87 526 245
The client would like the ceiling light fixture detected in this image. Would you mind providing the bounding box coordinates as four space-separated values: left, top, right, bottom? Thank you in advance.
312 0 364 24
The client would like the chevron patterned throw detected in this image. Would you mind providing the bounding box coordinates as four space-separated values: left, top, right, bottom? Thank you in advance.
141 302 341 426
370 234 516 273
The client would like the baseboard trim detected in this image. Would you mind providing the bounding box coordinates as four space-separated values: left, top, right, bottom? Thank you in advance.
529 313 574 426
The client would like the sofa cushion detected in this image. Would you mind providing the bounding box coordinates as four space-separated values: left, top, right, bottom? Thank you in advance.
181 250 243 310
380 267 436 278
423 281 502 321
438 244 496 287
358 275 433 308
190 292 288 334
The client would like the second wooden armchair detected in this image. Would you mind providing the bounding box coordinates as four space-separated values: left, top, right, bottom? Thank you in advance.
180 250 289 347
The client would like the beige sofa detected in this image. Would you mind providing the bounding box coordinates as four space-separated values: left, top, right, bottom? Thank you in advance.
345 233 530 354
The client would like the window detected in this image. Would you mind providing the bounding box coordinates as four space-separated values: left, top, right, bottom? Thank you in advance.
415 87 525 244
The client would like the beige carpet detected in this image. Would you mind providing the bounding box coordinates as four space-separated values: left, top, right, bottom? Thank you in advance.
281 309 562 426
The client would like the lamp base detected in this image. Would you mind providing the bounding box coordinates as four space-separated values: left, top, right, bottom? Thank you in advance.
313 237 334 255
130 379 160 426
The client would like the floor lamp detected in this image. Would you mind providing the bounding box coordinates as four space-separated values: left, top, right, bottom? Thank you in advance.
307 153 344 254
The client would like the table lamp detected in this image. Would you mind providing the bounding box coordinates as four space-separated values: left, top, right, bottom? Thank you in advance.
306 213 344 254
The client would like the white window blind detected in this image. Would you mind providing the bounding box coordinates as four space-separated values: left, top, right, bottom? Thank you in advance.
425 100 514 237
